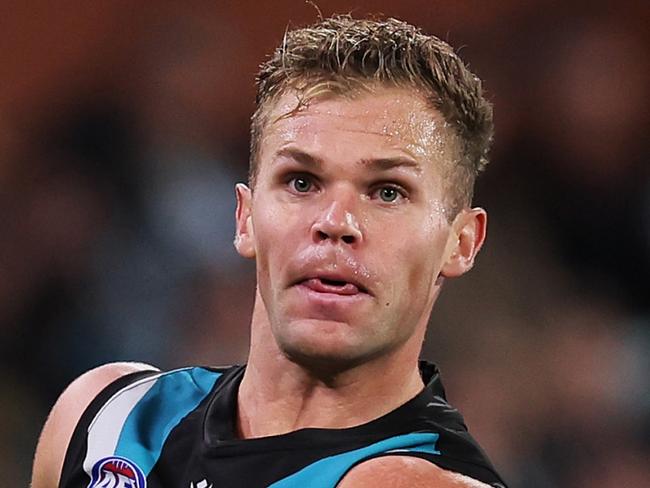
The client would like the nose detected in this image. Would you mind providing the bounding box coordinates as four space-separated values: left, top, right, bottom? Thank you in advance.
311 197 363 246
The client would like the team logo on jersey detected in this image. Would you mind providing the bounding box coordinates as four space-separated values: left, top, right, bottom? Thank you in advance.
88 456 147 488
189 480 213 488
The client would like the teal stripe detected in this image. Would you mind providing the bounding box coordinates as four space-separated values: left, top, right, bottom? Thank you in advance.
114 367 221 475
268 432 440 488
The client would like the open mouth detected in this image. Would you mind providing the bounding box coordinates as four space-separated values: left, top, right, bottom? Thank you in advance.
300 277 368 296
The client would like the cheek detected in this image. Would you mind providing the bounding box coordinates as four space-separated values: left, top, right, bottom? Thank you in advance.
252 198 308 276
251 204 287 317
368 208 444 260
389 219 448 294
365 230 442 342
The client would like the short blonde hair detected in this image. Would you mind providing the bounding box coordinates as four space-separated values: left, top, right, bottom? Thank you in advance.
250 15 493 214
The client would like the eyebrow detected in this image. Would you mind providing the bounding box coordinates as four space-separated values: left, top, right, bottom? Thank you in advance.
274 147 422 175
360 157 423 175
274 147 323 169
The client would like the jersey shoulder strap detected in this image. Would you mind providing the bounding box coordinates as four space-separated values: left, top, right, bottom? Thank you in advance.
60 366 224 487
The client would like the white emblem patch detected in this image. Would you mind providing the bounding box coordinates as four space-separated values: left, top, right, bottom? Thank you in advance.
190 479 213 488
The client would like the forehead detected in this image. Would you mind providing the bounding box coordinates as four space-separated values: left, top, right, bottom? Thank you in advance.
260 86 454 165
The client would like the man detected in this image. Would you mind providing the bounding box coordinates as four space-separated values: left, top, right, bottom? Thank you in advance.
32 15 506 488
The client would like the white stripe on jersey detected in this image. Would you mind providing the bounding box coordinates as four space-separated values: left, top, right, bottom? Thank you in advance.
83 373 162 476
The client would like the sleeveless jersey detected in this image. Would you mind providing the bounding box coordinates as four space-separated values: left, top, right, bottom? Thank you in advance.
60 362 507 487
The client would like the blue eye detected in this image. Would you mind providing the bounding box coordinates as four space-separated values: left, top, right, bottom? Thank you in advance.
291 176 312 192
378 187 399 202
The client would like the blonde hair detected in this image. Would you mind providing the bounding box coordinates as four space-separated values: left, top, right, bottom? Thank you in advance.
250 15 493 213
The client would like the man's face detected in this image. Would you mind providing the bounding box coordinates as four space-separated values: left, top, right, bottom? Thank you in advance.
236 86 482 369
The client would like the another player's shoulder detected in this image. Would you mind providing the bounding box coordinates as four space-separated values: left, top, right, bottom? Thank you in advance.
31 362 159 488
338 456 494 488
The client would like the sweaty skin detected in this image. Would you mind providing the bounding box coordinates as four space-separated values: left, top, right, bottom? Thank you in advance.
234 86 486 439
250 89 453 365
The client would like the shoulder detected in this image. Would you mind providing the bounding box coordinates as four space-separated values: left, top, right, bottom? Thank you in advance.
31 362 159 488
338 456 494 488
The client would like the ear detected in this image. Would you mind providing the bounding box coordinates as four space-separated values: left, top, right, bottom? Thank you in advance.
440 207 487 278
234 183 256 259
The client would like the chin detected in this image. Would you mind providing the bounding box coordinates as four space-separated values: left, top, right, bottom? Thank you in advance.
282 346 368 377
274 318 384 374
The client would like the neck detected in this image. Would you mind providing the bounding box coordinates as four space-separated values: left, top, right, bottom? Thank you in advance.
236 296 427 439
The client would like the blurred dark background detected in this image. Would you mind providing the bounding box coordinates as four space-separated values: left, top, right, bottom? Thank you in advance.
1 1 648 486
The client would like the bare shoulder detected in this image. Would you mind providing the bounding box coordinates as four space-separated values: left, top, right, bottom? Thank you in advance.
31 361 159 488
338 455 493 488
